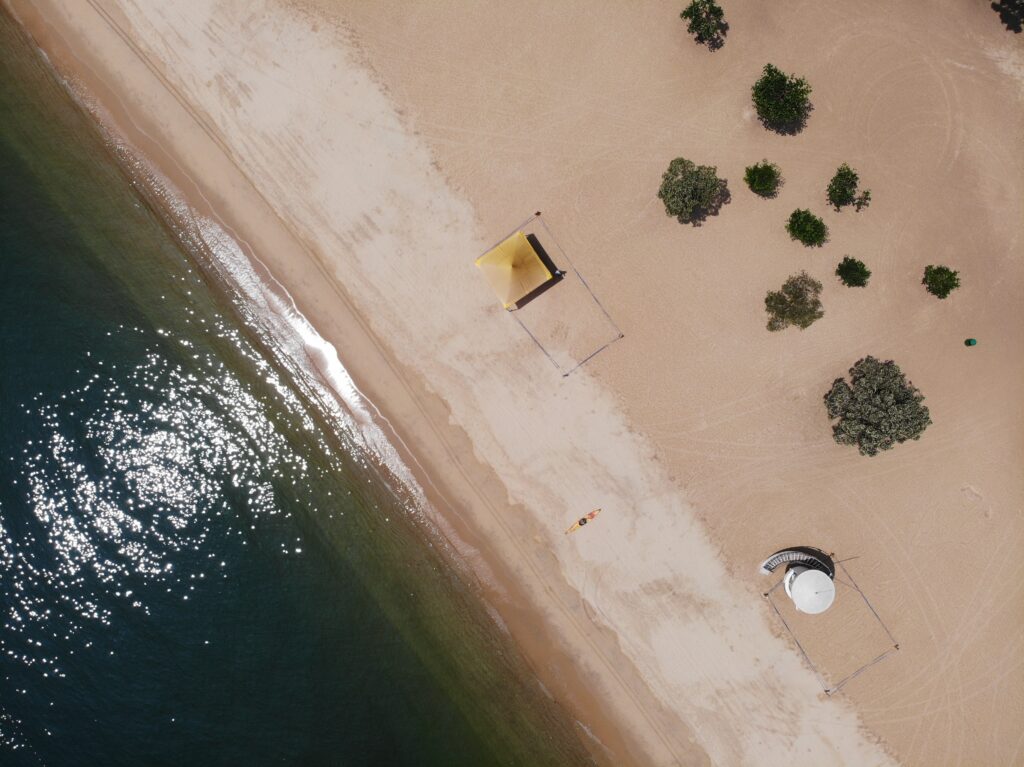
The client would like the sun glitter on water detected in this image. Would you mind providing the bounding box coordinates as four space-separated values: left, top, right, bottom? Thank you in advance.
1 326 319 717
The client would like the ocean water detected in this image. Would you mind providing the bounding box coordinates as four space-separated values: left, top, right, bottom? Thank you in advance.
0 13 591 767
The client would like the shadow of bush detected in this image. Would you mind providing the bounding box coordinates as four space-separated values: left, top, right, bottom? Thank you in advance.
759 101 814 136
703 21 730 51
675 182 731 226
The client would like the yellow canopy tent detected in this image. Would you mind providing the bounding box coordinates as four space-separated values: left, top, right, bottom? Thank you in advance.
475 231 553 309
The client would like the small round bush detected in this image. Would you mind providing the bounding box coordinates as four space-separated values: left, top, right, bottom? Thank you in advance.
827 163 872 211
765 271 824 331
752 64 812 133
786 209 828 247
657 157 730 225
836 256 871 287
922 265 960 298
744 160 782 198
680 0 727 49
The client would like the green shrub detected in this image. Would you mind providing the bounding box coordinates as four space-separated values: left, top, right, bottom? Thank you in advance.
824 356 931 456
992 0 1023 33
786 209 828 246
765 271 824 331
827 163 871 211
836 256 871 287
922 265 960 299
751 64 812 133
680 0 727 49
744 160 782 198
657 157 730 224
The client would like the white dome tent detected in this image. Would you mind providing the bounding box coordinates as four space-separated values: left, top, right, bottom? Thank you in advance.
759 546 837 614
784 566 836 614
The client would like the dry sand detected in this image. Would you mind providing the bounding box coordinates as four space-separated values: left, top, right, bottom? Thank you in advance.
8 0 1023 765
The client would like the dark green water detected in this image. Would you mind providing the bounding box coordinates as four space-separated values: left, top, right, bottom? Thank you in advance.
0 13 591 766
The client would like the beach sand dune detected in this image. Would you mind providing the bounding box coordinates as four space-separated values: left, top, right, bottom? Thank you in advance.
9 0 1022 764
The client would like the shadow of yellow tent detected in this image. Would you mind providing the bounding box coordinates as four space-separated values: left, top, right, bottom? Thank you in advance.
475 232 553 310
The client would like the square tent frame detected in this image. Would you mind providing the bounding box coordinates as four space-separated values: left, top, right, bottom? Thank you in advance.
763 557 900 696
475 211 624 377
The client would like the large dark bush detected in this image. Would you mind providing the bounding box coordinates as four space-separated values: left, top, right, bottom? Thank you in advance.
765 271 823 331
786 209 828 246
751 64 812 133
824 356 932 456
657 157 730 225
680 0 727 49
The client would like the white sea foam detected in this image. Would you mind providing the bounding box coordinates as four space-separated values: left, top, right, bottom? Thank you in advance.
2 346 314 689
109 135 430 515
187 210 428 511
60 74 427 516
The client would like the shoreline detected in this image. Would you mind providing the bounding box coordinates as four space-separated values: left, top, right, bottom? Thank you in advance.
9 1 1022 765
2 2 685 763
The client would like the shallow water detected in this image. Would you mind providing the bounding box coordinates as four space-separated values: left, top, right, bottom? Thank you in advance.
0 13 590 766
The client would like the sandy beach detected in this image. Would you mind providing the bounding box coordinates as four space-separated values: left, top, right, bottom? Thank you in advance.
7 1 1022 764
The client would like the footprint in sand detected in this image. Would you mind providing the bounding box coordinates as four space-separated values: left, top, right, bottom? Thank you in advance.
960 484 983 503
961 485 993 517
